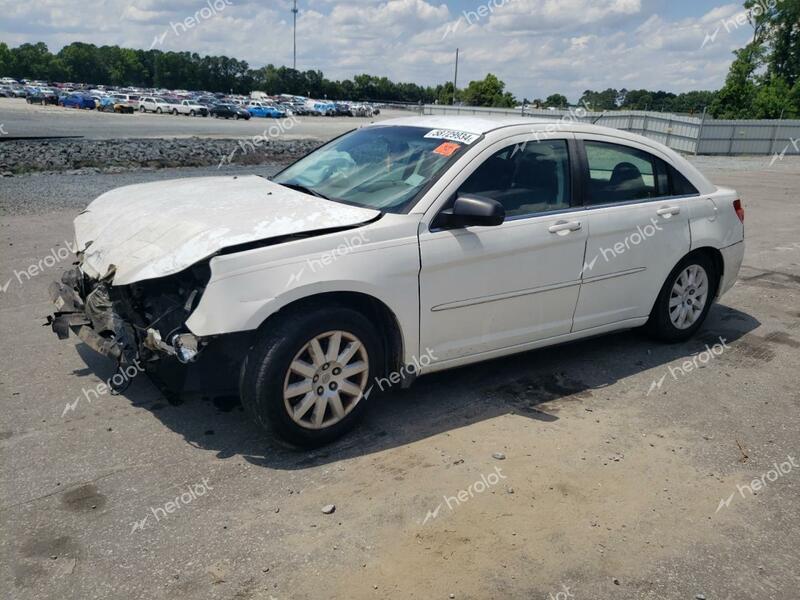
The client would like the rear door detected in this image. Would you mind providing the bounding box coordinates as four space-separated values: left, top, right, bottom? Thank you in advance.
571 136 693 331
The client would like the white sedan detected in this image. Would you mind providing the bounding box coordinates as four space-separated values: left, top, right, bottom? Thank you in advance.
49 117 745 446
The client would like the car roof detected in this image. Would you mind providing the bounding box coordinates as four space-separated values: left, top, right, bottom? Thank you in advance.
371 115 637 139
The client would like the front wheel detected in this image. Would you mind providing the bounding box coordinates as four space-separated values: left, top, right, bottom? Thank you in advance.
156 107 162 114
240 306 382 447
646 253 718 342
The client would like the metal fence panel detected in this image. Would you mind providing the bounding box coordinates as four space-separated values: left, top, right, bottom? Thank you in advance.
421 105 800 156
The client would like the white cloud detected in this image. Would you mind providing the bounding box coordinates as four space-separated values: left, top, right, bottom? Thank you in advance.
0 0 753 100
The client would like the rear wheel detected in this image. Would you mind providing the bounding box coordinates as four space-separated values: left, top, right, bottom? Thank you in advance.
139 105 145 112
646 253 718 342
240 306 382 447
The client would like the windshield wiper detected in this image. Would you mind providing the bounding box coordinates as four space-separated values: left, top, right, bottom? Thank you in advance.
278 182 330 200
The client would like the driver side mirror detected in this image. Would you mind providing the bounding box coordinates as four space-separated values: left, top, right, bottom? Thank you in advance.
434 195 506 229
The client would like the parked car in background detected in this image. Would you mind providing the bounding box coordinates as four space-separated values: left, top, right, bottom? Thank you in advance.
173 99 209 116
210 103 251 120
138 96 173 113
110 93 141 111
247 103 285 118
26 88 60 105
0 77 19 85
334 103 353 117
97 96 135 113
0 84 25 97
59 92 97 109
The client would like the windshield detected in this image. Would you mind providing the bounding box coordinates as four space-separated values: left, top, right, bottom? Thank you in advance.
272 126 472 213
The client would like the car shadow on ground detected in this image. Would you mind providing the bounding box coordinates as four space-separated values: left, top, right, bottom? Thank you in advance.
75 303 760 470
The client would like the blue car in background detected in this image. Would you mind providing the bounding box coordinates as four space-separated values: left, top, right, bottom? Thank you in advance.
246 103 286 118
60 93 96 109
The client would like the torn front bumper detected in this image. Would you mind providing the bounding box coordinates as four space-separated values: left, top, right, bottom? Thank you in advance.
47 269 126 361
47 266 200 365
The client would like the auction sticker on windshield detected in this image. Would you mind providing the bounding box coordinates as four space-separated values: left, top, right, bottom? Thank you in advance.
424 129 480 145
433 142 462 157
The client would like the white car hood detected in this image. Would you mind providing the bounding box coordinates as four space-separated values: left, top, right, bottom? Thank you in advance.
74 175 379 285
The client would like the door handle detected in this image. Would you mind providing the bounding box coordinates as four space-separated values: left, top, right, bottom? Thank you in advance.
548 220 582 234
656 206 680 217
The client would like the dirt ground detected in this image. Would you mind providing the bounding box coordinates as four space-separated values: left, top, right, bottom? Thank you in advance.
1 155 799 599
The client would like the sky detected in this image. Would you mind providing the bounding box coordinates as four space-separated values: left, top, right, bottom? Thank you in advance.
0 0 756 100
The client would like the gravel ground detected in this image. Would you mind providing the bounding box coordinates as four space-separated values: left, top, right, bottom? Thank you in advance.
1 149 799 599
0 137 321 176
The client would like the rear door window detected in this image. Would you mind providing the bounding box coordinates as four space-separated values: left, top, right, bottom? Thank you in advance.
585 141 673 205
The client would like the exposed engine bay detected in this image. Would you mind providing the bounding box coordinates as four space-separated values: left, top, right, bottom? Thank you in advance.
47 258 246 395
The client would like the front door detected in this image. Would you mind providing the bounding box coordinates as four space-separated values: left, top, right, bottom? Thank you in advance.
418 135 588 362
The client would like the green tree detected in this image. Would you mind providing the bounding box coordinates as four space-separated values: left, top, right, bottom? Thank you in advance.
544 93 568 108
461 73 516 107
752 75 798 118
710 44 762 118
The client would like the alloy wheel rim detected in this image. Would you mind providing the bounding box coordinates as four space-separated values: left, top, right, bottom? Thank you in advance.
669 264 709 329
283 330 369 430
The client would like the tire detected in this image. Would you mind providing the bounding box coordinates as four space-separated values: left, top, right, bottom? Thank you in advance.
171 109 178 115
646 253 718 342
234 113 239 120
190 110 195 117
156 107 162 114
139 106 145 112
240 305 383 447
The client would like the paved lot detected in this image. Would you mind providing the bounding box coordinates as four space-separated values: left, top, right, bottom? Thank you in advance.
0 98 406 140
1 153 799 599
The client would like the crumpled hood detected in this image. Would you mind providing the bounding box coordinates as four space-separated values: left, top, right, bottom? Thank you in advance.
75 175 379 285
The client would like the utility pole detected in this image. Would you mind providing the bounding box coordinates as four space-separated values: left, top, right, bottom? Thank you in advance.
292 0 299 70
452 48 459 106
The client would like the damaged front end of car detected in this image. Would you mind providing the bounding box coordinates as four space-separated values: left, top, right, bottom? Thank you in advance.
47 254 246 396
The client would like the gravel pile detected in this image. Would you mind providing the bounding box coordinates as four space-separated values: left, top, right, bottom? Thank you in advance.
0 137 322 175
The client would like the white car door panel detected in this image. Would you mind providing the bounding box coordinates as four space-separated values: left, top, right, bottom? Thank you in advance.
420 216 587 360
574 201 691 331
572 137 692 331
418 134 587 362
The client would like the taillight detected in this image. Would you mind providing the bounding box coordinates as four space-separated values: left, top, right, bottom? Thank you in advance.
733 199 744 223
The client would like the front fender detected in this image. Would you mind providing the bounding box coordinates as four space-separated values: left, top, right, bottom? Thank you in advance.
184 218 421 363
